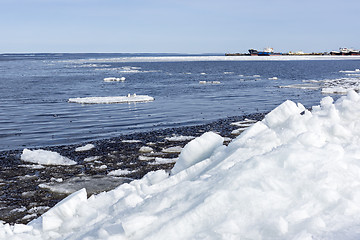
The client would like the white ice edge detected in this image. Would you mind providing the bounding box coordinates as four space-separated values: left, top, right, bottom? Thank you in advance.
5 90 360 239
60 55 360 63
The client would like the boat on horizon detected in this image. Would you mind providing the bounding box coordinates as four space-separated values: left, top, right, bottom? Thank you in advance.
248 47 282 56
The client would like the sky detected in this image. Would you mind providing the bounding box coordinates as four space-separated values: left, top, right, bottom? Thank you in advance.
0 0 359 53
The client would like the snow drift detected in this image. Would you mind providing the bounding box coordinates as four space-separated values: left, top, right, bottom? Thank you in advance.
3 91 360 239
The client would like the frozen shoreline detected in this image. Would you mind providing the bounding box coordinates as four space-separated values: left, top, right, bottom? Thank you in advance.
3 91 360 239
0 113 264 225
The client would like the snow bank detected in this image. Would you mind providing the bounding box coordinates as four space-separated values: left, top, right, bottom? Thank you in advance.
21 149 76 166
5 91 360 239
68 95 154 104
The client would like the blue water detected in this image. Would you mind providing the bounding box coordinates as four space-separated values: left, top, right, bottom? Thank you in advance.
0 53 359 151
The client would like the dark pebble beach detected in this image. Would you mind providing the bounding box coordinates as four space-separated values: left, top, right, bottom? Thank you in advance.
0 113 265 225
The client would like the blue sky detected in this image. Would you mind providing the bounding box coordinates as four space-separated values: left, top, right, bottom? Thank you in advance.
1 0 359 53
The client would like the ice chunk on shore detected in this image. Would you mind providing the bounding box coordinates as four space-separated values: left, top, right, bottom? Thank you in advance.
162 146 182 153
103 77 125 82
139 146 153 153
68 95 154 104
165 135 195 142
21 149 76 166
75 144 94 152
171 131 224 175
108 169 137 176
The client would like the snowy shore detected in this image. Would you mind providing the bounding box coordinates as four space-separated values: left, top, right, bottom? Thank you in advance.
3 91 360 239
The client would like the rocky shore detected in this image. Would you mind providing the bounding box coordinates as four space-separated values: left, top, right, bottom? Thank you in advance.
0 113 265 225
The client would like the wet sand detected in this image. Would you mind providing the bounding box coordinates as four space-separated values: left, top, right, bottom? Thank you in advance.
0 113 265 224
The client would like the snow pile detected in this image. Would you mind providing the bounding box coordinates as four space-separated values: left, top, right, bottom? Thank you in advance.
103 77 126 82
68 95 154 104
21 149 76 166
4 91 360 239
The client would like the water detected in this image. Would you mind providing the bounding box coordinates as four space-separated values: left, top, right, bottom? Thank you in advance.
1 53 359 151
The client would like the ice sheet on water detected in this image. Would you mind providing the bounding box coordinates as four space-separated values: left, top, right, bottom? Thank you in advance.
6 91 360 239
68 94 154 104
21 149 76 166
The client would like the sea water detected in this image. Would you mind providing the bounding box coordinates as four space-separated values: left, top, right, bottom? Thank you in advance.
0 53 359 151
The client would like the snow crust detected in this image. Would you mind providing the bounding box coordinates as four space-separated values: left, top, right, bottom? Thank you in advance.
21 149 76 166
5 91 360 239
68 95 154 104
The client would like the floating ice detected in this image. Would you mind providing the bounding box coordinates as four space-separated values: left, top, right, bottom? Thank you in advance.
103 77 126 82
199 81 221 84
68 94 154 104
279 83 320 90
339 68 360 73
321 87 350 94
6 91 360 239
21 149 76 166
75 144 94 152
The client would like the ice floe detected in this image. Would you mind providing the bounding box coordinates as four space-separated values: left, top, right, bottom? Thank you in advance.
5 91 360 239
199 80 221 84
103 77 126 82
21 149 76 166
68 94 154 104
339 68 360 73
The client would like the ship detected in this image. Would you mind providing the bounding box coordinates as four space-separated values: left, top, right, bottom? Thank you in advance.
330 48 360 55
248 47 282 56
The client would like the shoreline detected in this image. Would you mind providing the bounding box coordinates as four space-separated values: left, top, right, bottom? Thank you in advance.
0 112 266 225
